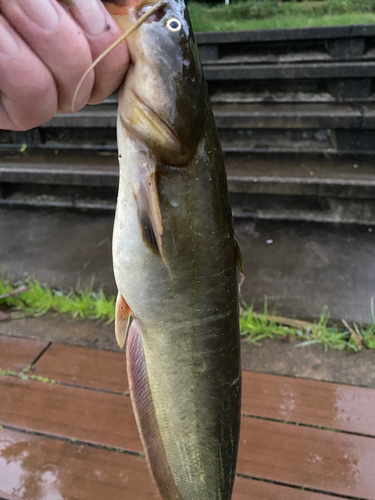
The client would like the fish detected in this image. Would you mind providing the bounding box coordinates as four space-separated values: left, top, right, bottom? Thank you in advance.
104 1 242 498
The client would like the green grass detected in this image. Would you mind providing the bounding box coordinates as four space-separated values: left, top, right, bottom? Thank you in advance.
1 277 375 352
240 301 375 352
0 276 115 323
189 0 375 32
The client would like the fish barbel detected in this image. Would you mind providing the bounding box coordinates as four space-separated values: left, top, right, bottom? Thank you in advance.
105 1 242 498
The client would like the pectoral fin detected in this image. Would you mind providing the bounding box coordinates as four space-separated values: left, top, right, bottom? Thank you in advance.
136 168 166 264
127 320 180 499
119 116 165 264
115 293 132 349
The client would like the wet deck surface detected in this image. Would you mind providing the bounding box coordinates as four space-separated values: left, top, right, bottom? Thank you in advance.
0 335 374 500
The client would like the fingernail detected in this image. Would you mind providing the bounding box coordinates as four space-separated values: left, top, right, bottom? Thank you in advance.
15 0 59 31
0 20 19 55
71 0 106 36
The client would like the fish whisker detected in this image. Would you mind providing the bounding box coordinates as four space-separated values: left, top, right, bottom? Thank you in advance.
71 1 167 112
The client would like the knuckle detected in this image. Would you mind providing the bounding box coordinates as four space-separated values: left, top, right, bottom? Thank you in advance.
25 74 55 104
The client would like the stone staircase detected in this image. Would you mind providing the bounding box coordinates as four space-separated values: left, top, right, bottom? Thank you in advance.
1 24 375 224
1 25 375 322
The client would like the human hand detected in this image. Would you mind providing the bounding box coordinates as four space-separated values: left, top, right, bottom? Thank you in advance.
0 0 129 131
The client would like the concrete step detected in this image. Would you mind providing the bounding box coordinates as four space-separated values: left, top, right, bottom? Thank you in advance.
215 103 375 129
1 194 116 211
220 130 375 155
0 151 373 195
202 48 375 65
204 61 375 81
210 90 375 104
209 77 374 104
42 103 375 130
226 154 375 199
0 153 118 187
27 103 375 154
1 152 375 224
231 193 375 225
200 44 375 67
195 25 375 44
2 101 375 155
197 25 375 65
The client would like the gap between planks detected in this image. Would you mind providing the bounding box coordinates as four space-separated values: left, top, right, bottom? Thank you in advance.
2 337 375 438
1 376 375 498
0 427 355 500
31 341 375 437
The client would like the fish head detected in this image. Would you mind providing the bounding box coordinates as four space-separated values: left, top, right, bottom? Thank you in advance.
105 0 207 166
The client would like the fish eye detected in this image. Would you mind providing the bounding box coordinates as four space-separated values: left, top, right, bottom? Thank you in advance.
166 17 181 32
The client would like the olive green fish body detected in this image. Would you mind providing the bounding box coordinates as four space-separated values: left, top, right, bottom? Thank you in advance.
110 1 241 498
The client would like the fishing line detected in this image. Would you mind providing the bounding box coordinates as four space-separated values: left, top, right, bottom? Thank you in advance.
72 1 167 112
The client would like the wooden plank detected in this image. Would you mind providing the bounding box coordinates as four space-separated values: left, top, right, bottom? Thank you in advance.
0 336 48 373
239 417 375 499
0 428 155 500
34 343 128 393
242 371 375 437
233 476 348 500
0 376 140 452
1 376 375 498
0 428 349 500
34 344 375 437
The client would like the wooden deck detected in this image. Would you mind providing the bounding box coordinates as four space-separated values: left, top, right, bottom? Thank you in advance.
0 335 374 500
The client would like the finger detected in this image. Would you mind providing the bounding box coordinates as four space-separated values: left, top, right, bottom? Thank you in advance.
0 15 58 130
1 0 95 113
64 0 129 105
